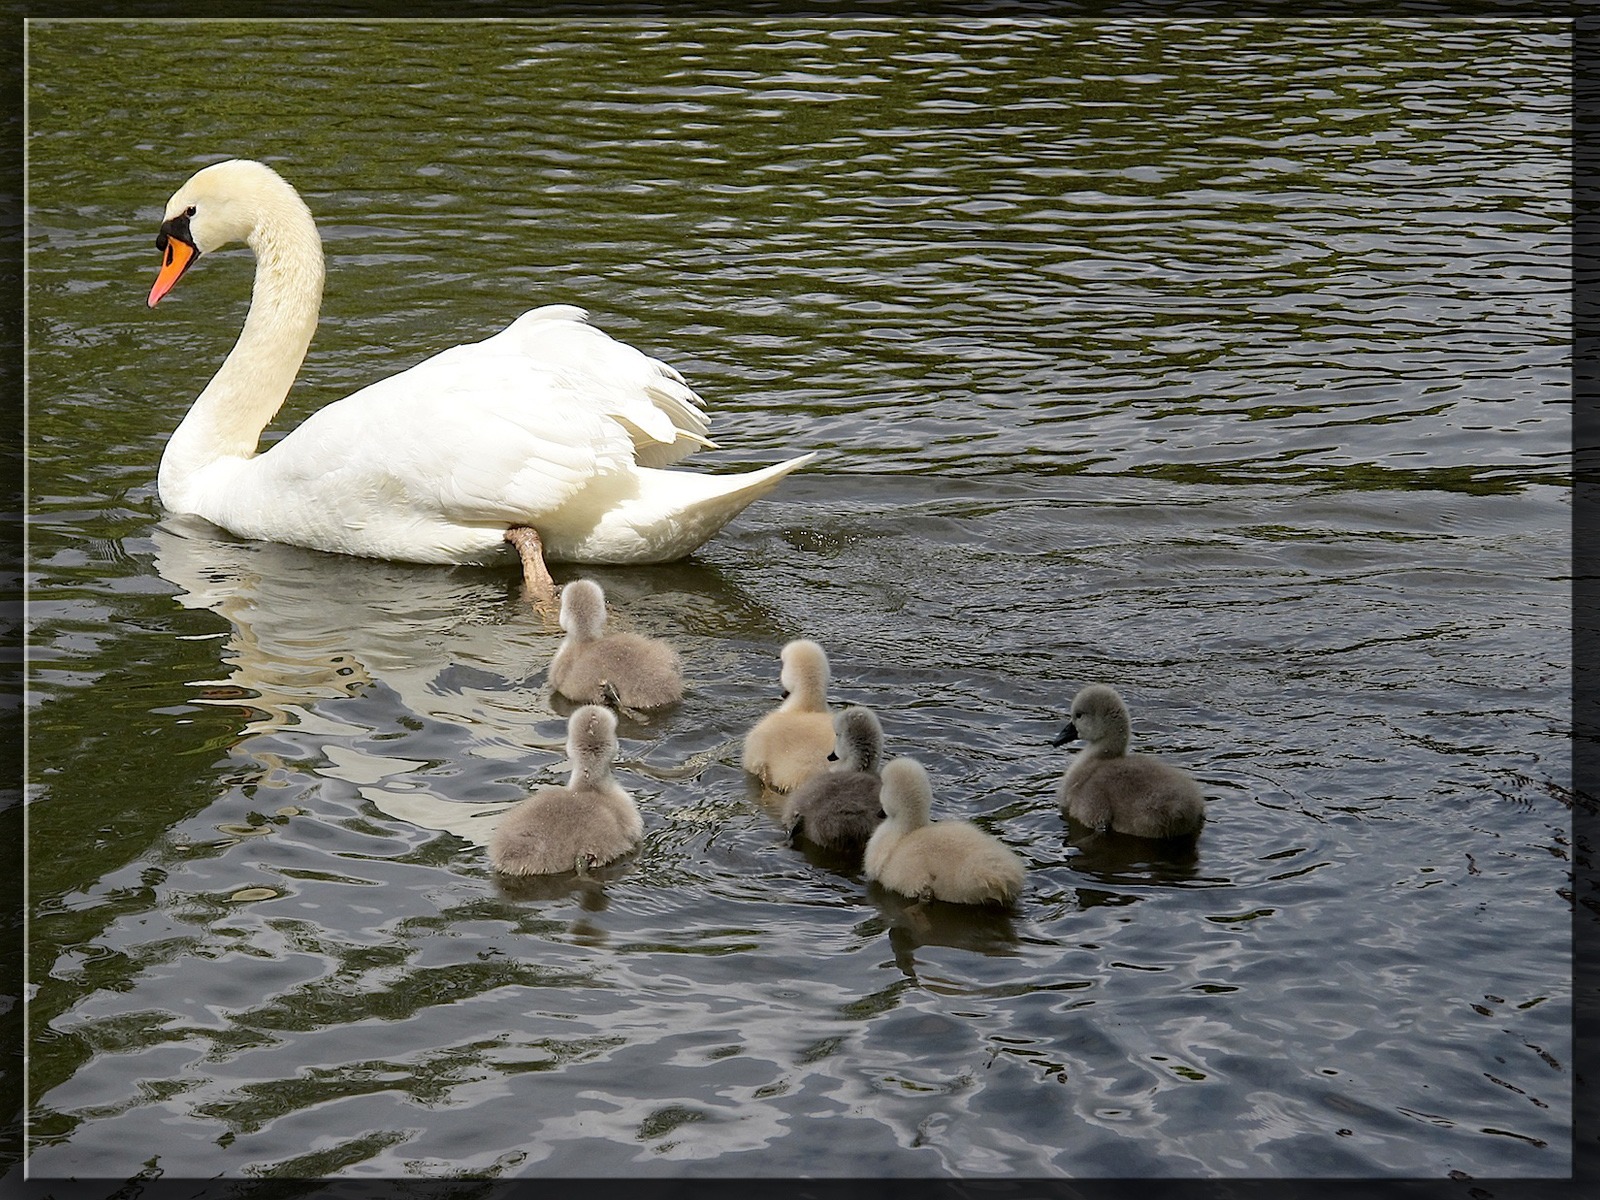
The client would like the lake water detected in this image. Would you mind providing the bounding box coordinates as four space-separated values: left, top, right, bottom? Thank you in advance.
18 16 1575 1186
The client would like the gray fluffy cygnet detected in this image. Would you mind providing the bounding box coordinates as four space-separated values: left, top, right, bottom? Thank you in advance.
1052 683 1205 839
863 757 1025 907
781 705 885 855
488 704 643 876
741 638 835 793
549 578 683 710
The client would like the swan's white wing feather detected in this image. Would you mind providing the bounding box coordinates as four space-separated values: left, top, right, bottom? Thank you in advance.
266 357 636 521
483 305 713 466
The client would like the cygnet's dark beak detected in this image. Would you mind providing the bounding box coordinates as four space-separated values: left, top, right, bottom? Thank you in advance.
875 810 887 820
1051 722 1079 747
826 751 838 762
780 689 791 700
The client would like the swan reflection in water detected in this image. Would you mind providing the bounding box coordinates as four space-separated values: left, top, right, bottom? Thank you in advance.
150 518 776 852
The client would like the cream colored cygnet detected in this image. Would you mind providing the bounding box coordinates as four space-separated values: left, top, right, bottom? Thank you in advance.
549 578 684 709
488 705 643 876
781 705 885 855
863 757 1025 906
1052 683 1205 839
741 639 836 793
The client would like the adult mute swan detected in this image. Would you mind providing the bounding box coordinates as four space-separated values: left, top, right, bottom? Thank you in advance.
145 158 815 598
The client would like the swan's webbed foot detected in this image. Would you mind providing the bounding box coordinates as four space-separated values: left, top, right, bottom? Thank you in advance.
505 526 557 623
599 680 623 711
575 852 598 877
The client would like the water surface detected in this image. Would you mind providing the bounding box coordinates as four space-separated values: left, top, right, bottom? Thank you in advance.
21 17 1573 1183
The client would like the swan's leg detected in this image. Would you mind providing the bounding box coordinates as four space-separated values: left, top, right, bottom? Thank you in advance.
504 525 557 614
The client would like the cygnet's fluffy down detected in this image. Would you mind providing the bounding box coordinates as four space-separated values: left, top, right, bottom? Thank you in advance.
864 757 1025 906
549 578 683 709
489 705 644 876
741 639 835 793
781 705 885 855
1053 683 1205 839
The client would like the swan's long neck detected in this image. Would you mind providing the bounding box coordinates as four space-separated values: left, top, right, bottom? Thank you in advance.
158 198 324 510
569 757 612 790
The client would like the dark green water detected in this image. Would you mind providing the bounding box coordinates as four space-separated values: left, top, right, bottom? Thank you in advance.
21 18 1572 1182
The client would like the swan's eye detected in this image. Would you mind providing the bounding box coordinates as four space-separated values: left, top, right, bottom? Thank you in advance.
185 205 196 217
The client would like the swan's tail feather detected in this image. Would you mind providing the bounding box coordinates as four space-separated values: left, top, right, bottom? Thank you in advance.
544 451 818 564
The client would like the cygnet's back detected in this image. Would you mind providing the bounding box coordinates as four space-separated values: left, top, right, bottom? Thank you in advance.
549 578 683 710
741 638 836 793
863 757 1024 906
1053 683 1205 839
781 705 885 855
489 705 644 876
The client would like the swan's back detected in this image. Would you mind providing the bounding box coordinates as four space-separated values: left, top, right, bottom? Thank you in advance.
742 707 835 793
863 758 1024 906
488 781 643 876
782 770 883 855
1058 755 1205 839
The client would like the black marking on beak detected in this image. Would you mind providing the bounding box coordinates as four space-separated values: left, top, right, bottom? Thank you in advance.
156 210 196 255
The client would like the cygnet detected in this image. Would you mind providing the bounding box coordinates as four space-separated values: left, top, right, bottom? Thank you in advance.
549 578 683 710
488 704 644 876
781 705 885 855
863 757 1025 906
1052 683 1205 839
741 639 836 793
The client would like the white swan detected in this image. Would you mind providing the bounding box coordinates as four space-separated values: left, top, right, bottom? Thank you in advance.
1052 684 1206 839
145 159 815 597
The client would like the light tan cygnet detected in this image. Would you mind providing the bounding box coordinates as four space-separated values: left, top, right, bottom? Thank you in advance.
741 638 835 793
488 705 644 876
863 757 1025 906
781 705 885 855
549 578 683 710
1052 683 1205 839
